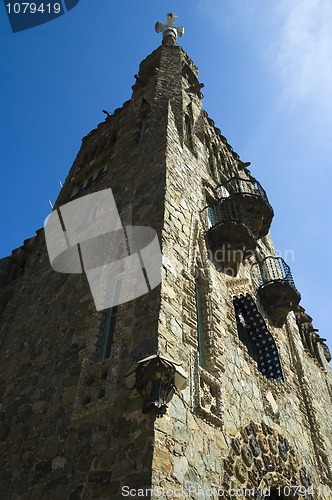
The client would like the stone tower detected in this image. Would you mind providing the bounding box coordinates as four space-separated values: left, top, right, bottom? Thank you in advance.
0 14 332 500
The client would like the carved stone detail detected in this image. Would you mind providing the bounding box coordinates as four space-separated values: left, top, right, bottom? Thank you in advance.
223 421 314 497
72 359 114 421
225 278 255 325
242 445 254 467
192 351 223 427
258 436 269 455
295 305 332 366
182 225 225 373
232 437 242 456
227 279 254 303
268 435 278 455
261 387 281 424
285 319 332 486
235 462 248 483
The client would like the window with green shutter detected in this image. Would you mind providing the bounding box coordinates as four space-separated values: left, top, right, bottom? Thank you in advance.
207 205 217 228
99 305 118 362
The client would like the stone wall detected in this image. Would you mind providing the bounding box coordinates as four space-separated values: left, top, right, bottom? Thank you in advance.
151 40 332 498
0 35 331 500
0 42 172 498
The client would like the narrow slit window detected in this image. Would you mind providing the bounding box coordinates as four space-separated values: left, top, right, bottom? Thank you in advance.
185 115 192 140
137 118 146 142
99 305 118 362
99 276 122 362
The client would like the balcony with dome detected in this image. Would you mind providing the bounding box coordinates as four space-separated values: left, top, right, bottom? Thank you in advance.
253 257 301 327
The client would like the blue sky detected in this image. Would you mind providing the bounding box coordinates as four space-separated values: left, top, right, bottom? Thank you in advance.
1 0 331 351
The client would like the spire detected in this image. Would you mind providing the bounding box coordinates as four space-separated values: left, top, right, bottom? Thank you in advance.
155 13 184 44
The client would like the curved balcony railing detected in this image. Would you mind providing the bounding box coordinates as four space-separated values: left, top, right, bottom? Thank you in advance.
218 177 274 237
222 177 270 205
254 256 297 289
252 256 301 327
205 196 254 231
203 198 257 276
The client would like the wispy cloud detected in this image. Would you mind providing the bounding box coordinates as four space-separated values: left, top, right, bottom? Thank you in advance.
199 0 332 119
269 0 332 110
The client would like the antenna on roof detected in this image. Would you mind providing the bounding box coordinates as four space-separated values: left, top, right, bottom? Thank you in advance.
48 200 54 210
59 181 63 188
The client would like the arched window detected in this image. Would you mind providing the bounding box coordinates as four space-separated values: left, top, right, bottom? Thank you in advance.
185 115 192 142
233 293 284 380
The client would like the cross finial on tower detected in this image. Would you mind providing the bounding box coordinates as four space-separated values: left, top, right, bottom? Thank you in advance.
155 13 184 42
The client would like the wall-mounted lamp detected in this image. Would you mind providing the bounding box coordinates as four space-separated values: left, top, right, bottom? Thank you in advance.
126 355 188 417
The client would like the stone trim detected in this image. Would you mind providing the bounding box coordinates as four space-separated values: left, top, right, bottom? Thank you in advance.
260 387 281 424
225 278 254 326
72 359 112 421
285 319 332 486
71 311 121 421
192 350 224 427
182 220 224 372
295 306 332 369
221 420 313 498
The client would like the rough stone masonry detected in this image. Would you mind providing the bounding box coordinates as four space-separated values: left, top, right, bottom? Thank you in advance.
0 15 331 500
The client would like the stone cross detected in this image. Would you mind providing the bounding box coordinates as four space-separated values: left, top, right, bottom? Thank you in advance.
155 13 184 40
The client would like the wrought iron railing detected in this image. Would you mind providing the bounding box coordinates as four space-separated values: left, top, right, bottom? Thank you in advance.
220 177 272 210
203 196 254 232
253 256 297 289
